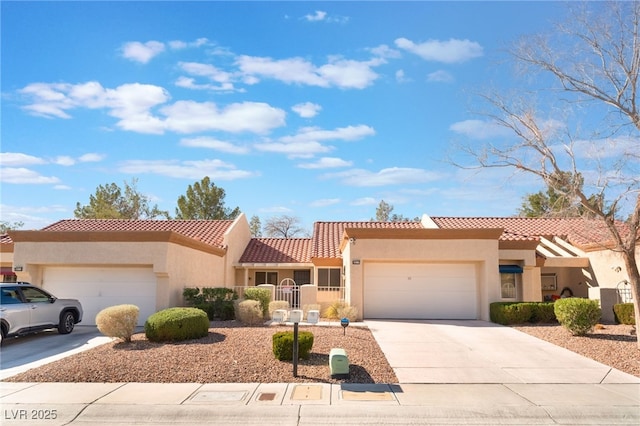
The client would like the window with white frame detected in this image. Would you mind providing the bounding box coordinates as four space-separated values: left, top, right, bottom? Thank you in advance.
255 271 277 285
500 273 517 299
317 268 341 288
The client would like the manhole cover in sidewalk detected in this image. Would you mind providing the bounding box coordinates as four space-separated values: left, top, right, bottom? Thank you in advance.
291 385 323 400
190 391 247 402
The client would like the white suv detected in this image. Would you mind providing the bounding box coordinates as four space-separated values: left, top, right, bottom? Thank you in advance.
0 282 83 344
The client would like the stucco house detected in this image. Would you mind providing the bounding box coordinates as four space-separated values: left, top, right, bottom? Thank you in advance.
2 213 635 325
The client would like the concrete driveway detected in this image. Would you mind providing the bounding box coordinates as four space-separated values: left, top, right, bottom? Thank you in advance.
365 319 640 384
0 326 113 380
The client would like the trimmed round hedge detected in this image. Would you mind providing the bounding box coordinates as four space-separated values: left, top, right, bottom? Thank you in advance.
272 331 314 361
554 298 601 336
144 307 210 342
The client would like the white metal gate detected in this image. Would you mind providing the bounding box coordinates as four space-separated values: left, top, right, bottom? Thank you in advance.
275 278 300 308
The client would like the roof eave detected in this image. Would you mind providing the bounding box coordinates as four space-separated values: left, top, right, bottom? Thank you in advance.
8 230 226 256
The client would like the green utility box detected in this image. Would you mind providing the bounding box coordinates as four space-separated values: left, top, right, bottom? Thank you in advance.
329 348 350 379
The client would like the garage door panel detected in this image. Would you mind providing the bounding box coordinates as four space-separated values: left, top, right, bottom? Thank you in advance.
364 263 477 320
43 267 156 326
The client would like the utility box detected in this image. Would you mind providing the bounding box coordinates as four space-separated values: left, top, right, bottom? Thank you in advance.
272 309 287 323
329 348 350 379
289 309 303 323
307 310 320 324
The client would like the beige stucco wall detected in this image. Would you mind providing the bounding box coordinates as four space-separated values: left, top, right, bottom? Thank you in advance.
344 238 501 321
11 240 226 312
222 214 252 286
585 248 638 289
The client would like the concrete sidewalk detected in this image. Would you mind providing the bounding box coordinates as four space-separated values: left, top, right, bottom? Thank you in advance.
2 381 639 425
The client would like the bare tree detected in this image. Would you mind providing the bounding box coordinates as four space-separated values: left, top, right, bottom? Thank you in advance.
457 2 640 343
263 215 307 238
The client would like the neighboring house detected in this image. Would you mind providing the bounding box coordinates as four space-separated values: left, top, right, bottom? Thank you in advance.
0 234 16 283
4 213 636 324
7 215 251 325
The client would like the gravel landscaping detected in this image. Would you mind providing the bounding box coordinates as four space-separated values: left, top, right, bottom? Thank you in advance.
4 321 397 384
3 321 638 383
511 323 640 378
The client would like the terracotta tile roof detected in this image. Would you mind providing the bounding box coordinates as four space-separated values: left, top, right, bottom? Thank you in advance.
430 217 617 248
40 219 233 248
239 238 312 263
312 221 423 258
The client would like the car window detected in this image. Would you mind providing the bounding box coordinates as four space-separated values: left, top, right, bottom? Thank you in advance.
20 287 52 303
1 288 22 304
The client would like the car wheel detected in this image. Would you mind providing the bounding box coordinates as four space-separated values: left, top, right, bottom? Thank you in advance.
58 311 75 334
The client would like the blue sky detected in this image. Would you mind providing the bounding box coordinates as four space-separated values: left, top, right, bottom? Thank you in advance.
2 1 570 232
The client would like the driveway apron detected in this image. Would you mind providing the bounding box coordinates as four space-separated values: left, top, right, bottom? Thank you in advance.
365 319 640 384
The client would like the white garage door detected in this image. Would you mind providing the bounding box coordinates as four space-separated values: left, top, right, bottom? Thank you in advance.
364 263 477 319
43 267 157 326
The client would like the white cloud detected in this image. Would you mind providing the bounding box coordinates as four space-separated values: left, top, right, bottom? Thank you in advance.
161 101 286 134
326 167 442 187
281 125 375 144
180 136 250 154
303 10 349 24
292 102 322 118
19 81 170 134
310 198 340 207
395 69 409 83
168 38 209 50
121 41 165 64
368 44 402 59
0 152 46 166
1 168 60 184
176 62 236 91
19 81 285 135
449 119 512 140
305 10 327 22
53 156 75 166
395 37 483 63
78 153 105 162
236 55 380 89
118 159 255 180
427 70 454 83
254 141 332 158
298 157 352 169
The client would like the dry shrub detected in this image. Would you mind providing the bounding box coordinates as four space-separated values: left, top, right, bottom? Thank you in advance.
237 300 264 325
323 301 358 321
96 304 139 343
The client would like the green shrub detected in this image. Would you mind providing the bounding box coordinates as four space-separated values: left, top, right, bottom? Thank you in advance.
268 300 290 319
183 287 237 320
96 304 139 343
244 287 271 318
613 303 636 325
272 331 314 361
236 300 264 325
182 287 204 305
489 302 532 325
554 298 601 336
144 307 209 342
323 301 358 321
528 302 557 323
